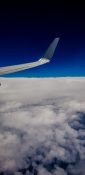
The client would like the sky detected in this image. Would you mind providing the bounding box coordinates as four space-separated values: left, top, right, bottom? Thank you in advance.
0 1 85 77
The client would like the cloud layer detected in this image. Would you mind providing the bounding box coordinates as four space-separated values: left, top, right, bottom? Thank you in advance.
0 78 85 175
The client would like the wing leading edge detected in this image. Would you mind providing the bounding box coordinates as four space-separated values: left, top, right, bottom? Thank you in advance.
0 38 60 75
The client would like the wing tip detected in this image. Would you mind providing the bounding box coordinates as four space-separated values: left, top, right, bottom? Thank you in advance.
44 37 60 61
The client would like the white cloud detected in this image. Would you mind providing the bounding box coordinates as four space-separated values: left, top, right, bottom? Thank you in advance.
0 77 85 174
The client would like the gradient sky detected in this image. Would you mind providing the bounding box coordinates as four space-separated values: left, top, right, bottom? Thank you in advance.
0 1 85 77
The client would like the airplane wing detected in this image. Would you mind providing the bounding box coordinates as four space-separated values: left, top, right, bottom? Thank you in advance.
0 38 59 75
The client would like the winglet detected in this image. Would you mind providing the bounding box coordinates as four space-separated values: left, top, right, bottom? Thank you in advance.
44 37 60 61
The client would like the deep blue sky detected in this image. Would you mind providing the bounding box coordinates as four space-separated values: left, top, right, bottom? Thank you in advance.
0 1 85 77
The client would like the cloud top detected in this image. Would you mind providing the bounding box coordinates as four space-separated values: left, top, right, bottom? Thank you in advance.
0 78 85 175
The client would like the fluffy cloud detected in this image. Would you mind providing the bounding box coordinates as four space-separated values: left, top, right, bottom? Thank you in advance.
0 77 85 175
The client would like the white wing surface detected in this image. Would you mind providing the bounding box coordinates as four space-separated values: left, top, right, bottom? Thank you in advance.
0 38 59 75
